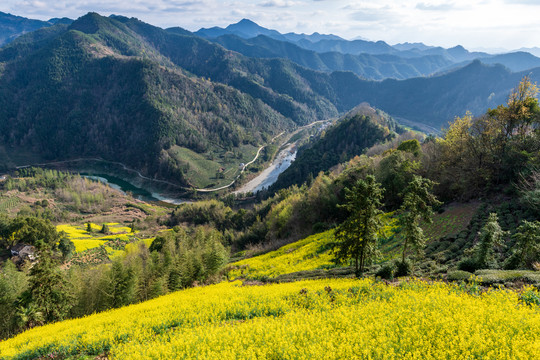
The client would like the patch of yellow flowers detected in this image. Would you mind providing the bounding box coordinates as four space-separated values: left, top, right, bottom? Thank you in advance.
228 230 336 279
229 218 398 280
56 223 135 253
1 278 539 359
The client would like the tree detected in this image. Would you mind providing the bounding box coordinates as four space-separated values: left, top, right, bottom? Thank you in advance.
507 220 540 269
2 217 60 250
332 175 384 276
488 76 540 142
100 223 110 234
21 251 73 323
376 150 418 208
398 175 441 263
474 213 506 269
86 222 92 233
58 236 75 260
0 261 28 337
486 77 540 182
106 260 135 308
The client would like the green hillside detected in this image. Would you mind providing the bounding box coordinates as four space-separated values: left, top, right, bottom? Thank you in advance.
270 104 399 192
0 14 293 187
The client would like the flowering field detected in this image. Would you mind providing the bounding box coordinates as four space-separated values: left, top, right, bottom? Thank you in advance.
230 217 398 280
57 223 134 252
229 230 336 279
1 278 539 359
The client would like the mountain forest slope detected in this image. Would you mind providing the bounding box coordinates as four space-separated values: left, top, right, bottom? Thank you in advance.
1 12 540 187
269 104 400 192
0 12 72 47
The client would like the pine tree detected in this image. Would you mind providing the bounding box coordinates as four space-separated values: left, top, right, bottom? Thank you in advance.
474 213 506 269
23 252 73 323
332 175 384 276
399 175 441 263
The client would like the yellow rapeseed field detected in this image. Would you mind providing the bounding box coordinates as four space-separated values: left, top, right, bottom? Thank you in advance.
57 223 136 253
229 230 336 279
229 218 397 280
0 278 539 359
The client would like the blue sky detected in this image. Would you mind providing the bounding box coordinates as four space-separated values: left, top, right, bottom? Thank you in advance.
2 0 540 51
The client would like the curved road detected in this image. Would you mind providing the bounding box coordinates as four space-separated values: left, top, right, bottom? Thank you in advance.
13 131 289 194
13 120 328 194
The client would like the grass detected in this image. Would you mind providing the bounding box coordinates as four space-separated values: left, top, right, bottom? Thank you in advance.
0 196 20 213
1 278 538 360
168 144 258 188
423 202 480 241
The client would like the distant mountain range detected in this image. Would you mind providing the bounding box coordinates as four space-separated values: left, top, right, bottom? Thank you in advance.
0 12 72 46
196 19 343 44
196 19 540 78
1 12 539 185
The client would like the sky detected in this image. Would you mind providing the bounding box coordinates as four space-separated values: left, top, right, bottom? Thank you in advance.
2 0 540 51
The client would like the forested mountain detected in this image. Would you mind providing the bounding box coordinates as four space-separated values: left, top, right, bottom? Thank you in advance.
0 13 295 186
0 11 72 46
198 19 540 78
1 12 539 187
330 61 540 129
269 104 399 192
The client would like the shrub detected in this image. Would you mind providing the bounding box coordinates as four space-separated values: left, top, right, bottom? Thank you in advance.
376 263 395 280
519 286 540 306
100 224 110 234
447 270 474 282
458 258 479 273
394 259 412 277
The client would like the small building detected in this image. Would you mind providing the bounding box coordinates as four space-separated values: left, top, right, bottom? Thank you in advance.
10 243 36 261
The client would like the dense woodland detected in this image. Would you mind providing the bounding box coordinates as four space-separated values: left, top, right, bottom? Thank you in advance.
2 13 540 187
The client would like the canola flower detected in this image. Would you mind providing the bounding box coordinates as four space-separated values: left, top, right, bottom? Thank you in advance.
230 217 397 280
57 223 136 253
229 230 336 279
0 278 539 359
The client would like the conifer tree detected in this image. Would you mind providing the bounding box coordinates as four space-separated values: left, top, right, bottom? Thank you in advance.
399 175 441 263
333 175 384 276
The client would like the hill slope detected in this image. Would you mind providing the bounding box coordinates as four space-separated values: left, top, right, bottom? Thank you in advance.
269 104 398 191
0 12 71 46
0 278 537 359
0 13 294 187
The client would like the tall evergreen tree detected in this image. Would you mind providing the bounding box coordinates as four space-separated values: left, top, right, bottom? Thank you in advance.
332 175 384 276
399 175 441 263
474 213 506 269
21 252 73 323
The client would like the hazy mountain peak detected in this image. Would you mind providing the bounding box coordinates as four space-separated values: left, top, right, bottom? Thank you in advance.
232 18 258 27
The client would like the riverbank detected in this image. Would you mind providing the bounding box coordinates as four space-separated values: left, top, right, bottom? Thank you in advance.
234 144 296 194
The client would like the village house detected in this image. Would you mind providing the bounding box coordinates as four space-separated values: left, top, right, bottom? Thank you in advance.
10 243 36 261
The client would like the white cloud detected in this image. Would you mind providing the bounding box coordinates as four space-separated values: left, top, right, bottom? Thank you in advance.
261 0 296 8
0 0 538 49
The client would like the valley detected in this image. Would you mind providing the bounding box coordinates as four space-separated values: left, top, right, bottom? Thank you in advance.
0 6 539 360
